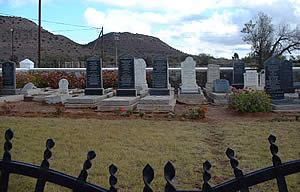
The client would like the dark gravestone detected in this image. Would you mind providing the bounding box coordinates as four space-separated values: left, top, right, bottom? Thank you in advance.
85 56 104 95
116 54 137 96
280 60 295 93
264 57 284 100
232 61 245 89
213 79 231 93
0 61 17 95
149 56 170 95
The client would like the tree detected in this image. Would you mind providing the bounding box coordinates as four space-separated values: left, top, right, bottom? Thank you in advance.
232 53 239 60
241 12 300 69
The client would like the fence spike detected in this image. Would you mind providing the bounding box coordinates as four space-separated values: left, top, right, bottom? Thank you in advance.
202 160 212 192
164 161 176 192
41 139 55 169
109 164 118 192
78 151 96 182
226 148 249 192
268 135 288 192
143 164 154 192
3 129 14 161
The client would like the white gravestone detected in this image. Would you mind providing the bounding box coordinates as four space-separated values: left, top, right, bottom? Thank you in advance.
134 58 148 94
59 79 69 95
244 71 259 89
206 64 220 91
180 57 199 93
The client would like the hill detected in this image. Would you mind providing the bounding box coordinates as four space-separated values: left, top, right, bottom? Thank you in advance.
0 16 186 67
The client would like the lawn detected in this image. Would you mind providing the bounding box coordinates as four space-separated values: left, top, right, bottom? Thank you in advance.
0 117 299 191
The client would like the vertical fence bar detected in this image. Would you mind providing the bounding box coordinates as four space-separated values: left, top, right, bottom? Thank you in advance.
0 129 14 192
164 161 176 192
202 160 212 192
109 164 118 192
73 151 96 192
35 139 55 192
143 164 154 192
226 148 249 192
268 135 289 192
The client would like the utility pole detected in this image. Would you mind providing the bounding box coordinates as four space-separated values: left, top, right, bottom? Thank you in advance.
114 33 119 67
101 27 104 66
10 28 14 60
38 0 41 68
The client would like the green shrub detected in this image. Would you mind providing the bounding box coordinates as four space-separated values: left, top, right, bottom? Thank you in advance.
182 106 207 119
229 89 271 112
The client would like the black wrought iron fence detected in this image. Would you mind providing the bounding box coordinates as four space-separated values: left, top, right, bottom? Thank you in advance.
0 128 299 192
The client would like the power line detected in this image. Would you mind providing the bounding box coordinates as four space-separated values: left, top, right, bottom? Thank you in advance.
0 12 100 30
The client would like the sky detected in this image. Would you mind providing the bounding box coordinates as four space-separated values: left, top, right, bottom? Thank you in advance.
0 0 300 59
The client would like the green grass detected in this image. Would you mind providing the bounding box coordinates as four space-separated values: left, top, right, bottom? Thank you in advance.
0 117 299 191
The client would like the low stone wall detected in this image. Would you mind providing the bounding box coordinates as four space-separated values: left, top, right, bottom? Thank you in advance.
1 67 300 88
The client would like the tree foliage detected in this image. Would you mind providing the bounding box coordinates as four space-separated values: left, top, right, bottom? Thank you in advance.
241 12 300 69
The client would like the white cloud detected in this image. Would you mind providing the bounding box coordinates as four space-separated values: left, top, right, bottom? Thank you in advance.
9 0 53 7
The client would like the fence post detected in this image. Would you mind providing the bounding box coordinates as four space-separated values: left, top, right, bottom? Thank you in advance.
202 160 212 192
35 139 55 192
268 135 289 192
143 164 154 192
0 129 14 192
226 148 249 192
164 161 176 192
109 164 118 192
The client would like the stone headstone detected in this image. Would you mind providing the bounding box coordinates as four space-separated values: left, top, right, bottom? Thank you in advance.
280 60 294 93
117 54 137 96
134 58 148 94
206 64 220 91
59 79 69 95
22 82 35 90
232 61 245 89
259 71 265 89
149 56 171 95
85 56 104 95
0 61 17 95
213 79 231 93
180 56 199 93
264 57 284 100
244 70 258 89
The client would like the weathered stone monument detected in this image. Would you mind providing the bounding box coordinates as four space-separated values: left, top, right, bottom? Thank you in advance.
264 57 284 100
213 79 231 93
232 61 245 89
0 61 17 95
137 56 176 112
21 82 42 96
205 64 220 91
59 79 69 95
134 58 148 97
97 54 140 111
85 56 104 95
244 70 259 89
149 56 170 95
177 57 205 104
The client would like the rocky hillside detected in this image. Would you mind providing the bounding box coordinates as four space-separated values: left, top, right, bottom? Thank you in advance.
0 16 186 67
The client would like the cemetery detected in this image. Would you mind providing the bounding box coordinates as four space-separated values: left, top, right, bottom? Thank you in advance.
0 55 300 192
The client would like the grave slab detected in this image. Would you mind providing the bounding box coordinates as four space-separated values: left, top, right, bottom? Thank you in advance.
0 95 24 103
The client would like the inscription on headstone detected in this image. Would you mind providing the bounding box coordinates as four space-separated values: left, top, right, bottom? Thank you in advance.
244 70 258 89
85 56 104 95
180 56 199 93
59 79 69 95
213 79 231 93
2 61 16 89
280 60 294 93
233 61 245 89
152 56 169 89
264 57 284 99
118 54 135 89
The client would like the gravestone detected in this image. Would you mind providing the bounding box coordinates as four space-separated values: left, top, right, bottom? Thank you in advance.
22 82 35 90
264 57 284 100
85 56 104 95
134 58 148 96
0 61 17 95
280 60 294 93
232 61 245 89
213 79 231 93
180 56 199 93
59 79 69 95
177 57 205 104
116 54 137 96
205 64 220 91
149 56 170 95
244 70 258 89
259 71 265 90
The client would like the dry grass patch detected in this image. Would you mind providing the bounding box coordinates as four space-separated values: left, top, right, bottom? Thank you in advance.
0 117 299 191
